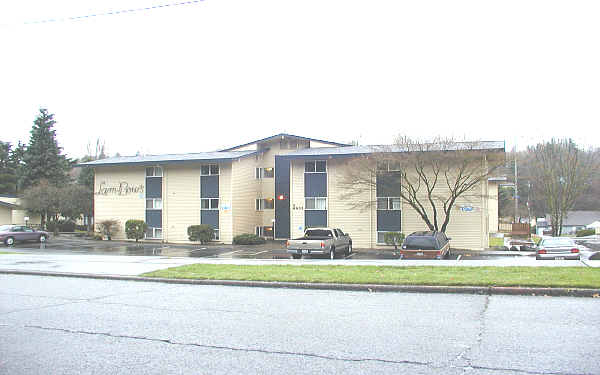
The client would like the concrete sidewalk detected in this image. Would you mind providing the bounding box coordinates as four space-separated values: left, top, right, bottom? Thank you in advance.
0 252 598 277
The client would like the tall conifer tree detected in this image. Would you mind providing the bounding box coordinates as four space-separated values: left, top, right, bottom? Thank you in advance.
21 108 72 189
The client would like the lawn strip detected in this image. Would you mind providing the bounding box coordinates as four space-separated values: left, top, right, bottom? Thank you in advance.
142 265 600 289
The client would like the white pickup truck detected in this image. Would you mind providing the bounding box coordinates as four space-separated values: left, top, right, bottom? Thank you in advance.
286 228 353 259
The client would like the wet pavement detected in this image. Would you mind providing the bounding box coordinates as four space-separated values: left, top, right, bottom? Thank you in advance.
1 234 599 277
3 234 600 262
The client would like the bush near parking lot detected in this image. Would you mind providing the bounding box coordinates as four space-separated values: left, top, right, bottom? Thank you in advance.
576 229 595 237
125 219 148 242
46 220 76 233
384 232 405 250
188 225 214 244
233 233 266 245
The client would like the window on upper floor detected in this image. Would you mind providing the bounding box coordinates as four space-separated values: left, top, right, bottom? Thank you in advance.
255 167 274 179
146 166 163 177
377 161 401 172
377 197 401 210
305 160 326 173
201 164 219 176
201 198 219 210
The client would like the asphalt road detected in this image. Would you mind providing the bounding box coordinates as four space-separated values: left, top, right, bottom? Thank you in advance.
1 274 599 375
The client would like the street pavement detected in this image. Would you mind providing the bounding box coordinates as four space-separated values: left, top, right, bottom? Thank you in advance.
1 274 599 375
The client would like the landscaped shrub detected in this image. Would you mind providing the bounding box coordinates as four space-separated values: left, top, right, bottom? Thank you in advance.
46 220 76 233
233 233 266 245
384 232 405 250
126 219 148 242
576 228 595 237
97 219 120 240
188 224 214 244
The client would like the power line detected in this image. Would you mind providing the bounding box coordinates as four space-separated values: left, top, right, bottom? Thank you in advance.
23 0 204 25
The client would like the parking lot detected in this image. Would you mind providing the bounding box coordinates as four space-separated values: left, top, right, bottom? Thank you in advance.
5 233 598 262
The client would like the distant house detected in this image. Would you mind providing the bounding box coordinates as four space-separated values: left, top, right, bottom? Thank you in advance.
545 211 600 235
0 196 41 226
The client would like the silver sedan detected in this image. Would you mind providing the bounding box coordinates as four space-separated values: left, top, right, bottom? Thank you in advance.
535 237 580 260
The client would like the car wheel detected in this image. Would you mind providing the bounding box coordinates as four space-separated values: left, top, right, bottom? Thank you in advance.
291 254 301 259
510 246 519 251
329 247 335 260
345 243 352 256
5 237 15 246
39 234 47 243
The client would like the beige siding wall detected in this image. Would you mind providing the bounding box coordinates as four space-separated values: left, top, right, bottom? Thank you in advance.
289 160 306 239
163 165 201 243
400 179 487 250
219 162 234 243
231 157 259 238
94 166 146 239
488 181 499 233
328 158 375 248
0 207 11 224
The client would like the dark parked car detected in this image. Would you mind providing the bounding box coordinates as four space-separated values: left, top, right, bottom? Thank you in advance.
400 231 451 259
0 225 49 246
535 237 580 260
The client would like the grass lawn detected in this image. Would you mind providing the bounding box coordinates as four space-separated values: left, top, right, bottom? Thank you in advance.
0 251 18 254
489 236 504 247
142 264 600 289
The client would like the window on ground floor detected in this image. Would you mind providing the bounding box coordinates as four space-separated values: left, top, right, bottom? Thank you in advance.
146 227 162 239
255 226 274 238
256 198 275 210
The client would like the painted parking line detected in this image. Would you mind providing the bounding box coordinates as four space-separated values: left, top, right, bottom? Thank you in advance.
344 253 355 259
218 250 245 257
250 250 271 256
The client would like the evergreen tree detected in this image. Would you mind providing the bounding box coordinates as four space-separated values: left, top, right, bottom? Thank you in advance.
0 141 17 195
21 108 72 189
11 142 27 194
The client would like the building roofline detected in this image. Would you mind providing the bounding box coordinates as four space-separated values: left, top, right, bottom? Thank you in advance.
0 201 20 209
219 133 351 151
77 151 257 168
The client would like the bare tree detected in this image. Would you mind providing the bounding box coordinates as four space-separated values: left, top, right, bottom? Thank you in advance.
339 136 504 233
528 139 598 236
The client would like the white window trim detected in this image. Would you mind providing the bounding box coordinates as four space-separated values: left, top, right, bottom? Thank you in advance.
146 198 163 210
201 164 219 176
255 167 274 179
304 160 327 173
377 162 401 172
201 198 219 210
377 231 397 245
146 166 163 177
255 198 274 211
305 197 327 210
146 227 163 239
377 197 401 210
255 226 274 237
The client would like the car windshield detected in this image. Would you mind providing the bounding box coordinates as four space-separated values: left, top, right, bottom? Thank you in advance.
404 237 437 250
305 229 332 237
541 238 575 247
0 225 13 232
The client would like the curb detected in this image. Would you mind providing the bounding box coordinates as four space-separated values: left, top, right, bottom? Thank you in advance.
2 269 599 298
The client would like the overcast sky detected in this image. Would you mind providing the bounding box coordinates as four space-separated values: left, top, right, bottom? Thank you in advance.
1 0 598 159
